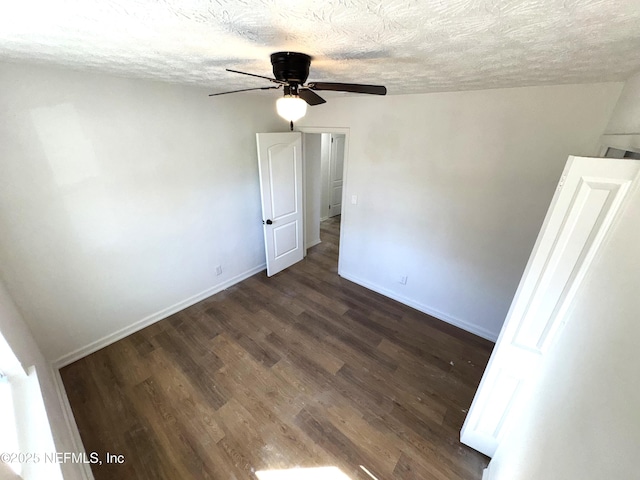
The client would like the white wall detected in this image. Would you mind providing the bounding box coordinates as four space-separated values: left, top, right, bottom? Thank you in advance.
0 62 624 361
300 83 622 340
0 62 283 363
605 71 640 134
485 172 640 480
303 133 322 248
0 279 83 480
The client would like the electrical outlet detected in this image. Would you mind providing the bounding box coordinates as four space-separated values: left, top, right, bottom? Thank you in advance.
400 275 408 285
215 265 223 276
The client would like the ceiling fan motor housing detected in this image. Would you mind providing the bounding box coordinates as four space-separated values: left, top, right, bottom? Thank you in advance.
270 52 311 84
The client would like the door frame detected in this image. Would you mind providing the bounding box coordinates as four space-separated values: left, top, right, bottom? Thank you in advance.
298 126 350 277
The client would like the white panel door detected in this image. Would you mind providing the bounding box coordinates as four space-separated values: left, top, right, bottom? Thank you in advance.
256 132 304 277
328 134 345 217
461 156 640 457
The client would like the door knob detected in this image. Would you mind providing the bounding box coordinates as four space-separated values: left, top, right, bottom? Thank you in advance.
265 219 273 225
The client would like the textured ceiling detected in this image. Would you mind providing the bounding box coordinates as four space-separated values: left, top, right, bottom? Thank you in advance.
1 0 639 95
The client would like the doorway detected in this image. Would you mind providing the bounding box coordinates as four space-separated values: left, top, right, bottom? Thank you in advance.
300 128 348 270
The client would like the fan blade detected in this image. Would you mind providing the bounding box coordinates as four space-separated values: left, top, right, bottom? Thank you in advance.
226 69 287 85
307 82 387 95
209 86 280 97
298 88 326 106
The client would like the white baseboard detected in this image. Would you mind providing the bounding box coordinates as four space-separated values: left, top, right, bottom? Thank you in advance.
320 216 329 222
53 264 266 368
339 271 498 342
51 366 95 480
305 238 322 249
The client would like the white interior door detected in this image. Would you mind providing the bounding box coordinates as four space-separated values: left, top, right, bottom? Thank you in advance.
461 155 640 457
256 132 304 277
328 134 344 217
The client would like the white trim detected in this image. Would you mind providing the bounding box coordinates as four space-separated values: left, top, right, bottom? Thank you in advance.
599 133 640 155
305 238 321 249
482 465 491 480
51 367 94 480
297 126 351 135
53 264 266 368
301 132 308 258
340 271 498 342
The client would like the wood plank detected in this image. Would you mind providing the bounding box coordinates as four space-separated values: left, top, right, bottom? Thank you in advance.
59 216 491 479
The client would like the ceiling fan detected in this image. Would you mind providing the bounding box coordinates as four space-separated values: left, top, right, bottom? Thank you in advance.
209 52 387 128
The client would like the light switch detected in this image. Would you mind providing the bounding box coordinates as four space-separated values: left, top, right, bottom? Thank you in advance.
351 195 358 205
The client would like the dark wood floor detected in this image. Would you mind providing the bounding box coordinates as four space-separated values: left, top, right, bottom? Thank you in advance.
61 216 493 480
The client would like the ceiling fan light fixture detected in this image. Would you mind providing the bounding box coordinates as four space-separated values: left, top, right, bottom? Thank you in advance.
212 52 386 120
276 95 307 122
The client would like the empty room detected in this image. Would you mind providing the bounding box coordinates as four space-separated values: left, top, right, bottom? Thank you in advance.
1 1 640 479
